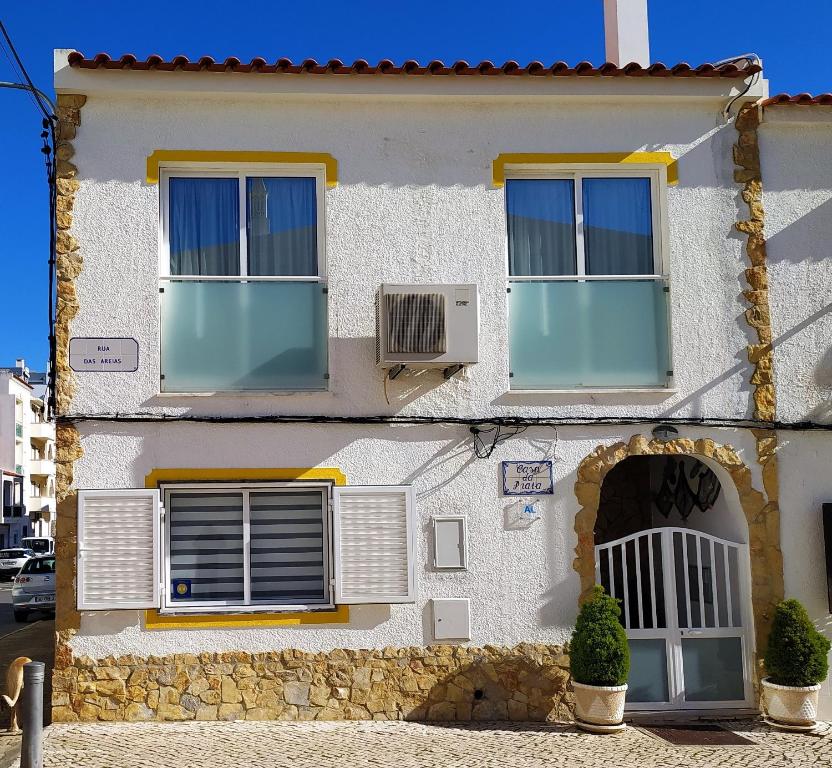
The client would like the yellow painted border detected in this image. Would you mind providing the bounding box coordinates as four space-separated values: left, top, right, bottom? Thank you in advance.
143 466 348 629
145 605 349 630
144 467 347 488
146 150 338 187
492 152 678 186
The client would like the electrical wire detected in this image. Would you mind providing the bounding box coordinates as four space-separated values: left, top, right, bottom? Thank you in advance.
471 424 527 459
57 412 832 431
717 53 762 119
0 20 52 120
0 20 58 417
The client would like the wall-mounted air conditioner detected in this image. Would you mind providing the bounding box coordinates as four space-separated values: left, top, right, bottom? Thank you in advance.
376 284 479 378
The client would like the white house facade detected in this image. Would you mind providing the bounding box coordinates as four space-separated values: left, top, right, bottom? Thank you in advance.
50 39 832 724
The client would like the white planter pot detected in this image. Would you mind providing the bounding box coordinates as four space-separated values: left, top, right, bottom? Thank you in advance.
762 677 821 728
573 681 627 730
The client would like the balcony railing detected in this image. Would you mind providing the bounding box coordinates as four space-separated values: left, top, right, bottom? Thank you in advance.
29 422 53 440
508 276 671 390
29 459 55 477
160 278 329 393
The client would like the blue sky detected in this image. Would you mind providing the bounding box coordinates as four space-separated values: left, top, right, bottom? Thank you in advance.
2 0 830 371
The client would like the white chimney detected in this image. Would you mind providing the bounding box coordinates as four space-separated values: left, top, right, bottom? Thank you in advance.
603 0 650 67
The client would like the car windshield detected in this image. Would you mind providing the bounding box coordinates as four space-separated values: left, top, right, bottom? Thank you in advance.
21 558 55 575
0 550 27 558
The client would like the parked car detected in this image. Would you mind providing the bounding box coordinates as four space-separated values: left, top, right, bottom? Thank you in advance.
21 537 54 555
12 555 55 622
0 549 35 579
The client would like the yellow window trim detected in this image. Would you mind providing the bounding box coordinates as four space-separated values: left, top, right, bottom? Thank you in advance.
492 152 678 186
144 605 349 630
146 150 338 187
143 466 348 630
144 466 347 488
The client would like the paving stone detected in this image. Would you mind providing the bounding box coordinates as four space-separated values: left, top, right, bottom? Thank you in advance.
22 719 832 768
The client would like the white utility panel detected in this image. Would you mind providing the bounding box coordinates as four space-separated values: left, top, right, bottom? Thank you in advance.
432 515 468 570
431 598 471 640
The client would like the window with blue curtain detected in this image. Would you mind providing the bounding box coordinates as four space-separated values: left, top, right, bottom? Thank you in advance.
506 173 668 389
247 177 318 276
583 177 654 275
506 179 576 276
168 177 240 276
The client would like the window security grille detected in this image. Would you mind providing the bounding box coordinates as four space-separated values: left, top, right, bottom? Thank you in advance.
385 293 447 354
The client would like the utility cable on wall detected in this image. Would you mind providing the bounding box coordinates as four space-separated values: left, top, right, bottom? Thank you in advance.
58 412 832 432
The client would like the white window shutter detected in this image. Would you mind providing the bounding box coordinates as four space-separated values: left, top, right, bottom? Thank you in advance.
77 489 161 610
333 485 415 604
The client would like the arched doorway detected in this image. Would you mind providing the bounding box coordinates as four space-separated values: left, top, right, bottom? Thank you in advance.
594 454 754 711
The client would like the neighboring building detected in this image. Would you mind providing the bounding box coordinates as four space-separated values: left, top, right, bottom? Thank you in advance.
51 2 832 724
0 360 56 546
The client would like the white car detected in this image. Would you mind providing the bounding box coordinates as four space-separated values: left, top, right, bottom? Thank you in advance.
12 555 55 622
0 549 35 578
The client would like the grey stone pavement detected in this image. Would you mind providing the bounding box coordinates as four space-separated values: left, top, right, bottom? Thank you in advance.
12 718 832 768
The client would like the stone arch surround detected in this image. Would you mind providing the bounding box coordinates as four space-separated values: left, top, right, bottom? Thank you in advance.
573 434 784 661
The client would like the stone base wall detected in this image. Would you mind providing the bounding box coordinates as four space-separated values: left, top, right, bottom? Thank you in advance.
52 644 572 723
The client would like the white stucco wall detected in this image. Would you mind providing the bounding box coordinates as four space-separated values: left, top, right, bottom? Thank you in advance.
59 80 832 715
66 91 754 421
70 423 762 660
758 110 832 716
760 110 832 425
776 430 832 716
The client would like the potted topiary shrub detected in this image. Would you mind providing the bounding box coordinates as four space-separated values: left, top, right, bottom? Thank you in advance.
763 598 831 730
570 585 630 733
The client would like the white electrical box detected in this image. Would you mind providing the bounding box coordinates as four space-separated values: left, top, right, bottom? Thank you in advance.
432 516 467 570
431 598 471 641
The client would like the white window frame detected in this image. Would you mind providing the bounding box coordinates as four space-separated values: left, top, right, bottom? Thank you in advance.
160 481 334 614
504 163 674 393
158 163 328 281
504 165 668 279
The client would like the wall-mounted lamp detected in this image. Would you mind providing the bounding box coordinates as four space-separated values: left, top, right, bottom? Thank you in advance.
652 424 679 442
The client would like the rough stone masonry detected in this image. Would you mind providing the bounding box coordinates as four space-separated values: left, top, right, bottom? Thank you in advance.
52 644 573 723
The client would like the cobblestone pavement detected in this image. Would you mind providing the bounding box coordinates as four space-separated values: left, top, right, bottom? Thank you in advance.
17 719 832 768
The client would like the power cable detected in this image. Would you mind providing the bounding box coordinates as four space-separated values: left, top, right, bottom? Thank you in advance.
58 413 832 431
0 20 58 417
0 20 52 120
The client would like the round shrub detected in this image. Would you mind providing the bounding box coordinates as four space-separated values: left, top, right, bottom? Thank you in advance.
570 585 630 686
765 598 831 687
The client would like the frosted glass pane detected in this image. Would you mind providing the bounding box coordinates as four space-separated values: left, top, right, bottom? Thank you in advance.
161 280 328 392
628 639 669 702
508 280 669 389
681 637 745 702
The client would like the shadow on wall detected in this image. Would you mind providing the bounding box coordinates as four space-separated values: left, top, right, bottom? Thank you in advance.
404 646 572 722
84 99 730 187
766 197 832 265
145 337 467 415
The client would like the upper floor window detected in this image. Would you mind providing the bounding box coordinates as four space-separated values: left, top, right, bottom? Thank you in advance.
165 175 320 277
506 169 671 390
159 166 328 393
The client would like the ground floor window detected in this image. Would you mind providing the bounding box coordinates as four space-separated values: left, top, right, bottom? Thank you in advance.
76 482 415 613
164 484 330 611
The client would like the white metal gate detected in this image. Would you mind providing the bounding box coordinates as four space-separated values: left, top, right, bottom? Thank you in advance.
595 527 754 710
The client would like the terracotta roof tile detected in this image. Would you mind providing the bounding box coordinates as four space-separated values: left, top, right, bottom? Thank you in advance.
763 93 832 106
65 51 761 79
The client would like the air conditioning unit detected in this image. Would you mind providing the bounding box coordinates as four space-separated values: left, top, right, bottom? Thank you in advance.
376 284 479 377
